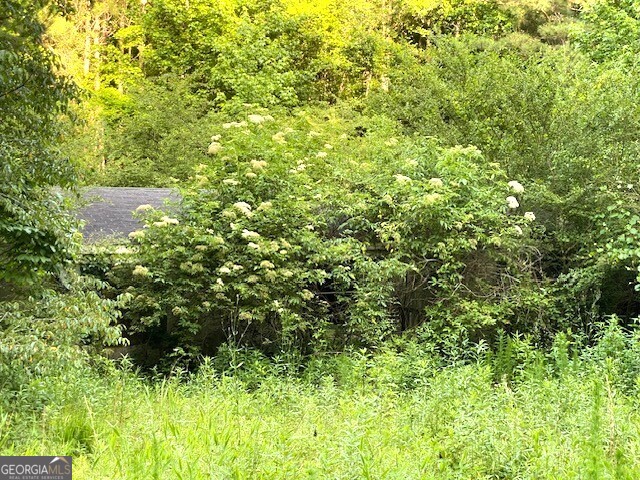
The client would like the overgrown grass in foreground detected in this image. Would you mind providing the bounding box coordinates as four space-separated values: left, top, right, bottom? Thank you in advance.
3 341 640 480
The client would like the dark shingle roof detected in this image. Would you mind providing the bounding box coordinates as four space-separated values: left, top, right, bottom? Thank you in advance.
77 187 180 241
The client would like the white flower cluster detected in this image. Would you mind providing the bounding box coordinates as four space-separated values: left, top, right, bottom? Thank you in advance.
512 213 536 237
132 265 149 277
153 215 179 227
257 201 272 211
272 131 287 144
233 201 253 217
248 114 265 124
289 163 306 174
135 204 154 213
250 160 268 170
506 196 519 209
241 229 261 240
208 142 222 155
429 178 443 188
508 180 525 194
128 230 145 240
248 114 274 124
394 174 412 183
424 193 440 205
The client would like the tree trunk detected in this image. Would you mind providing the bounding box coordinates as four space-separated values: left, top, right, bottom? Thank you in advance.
117 10 126 93
365 71 372 97
93 18 101 91
83 25 91 76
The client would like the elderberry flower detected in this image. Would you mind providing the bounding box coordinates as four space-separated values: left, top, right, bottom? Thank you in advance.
248 114 265 124
208 142 222 155
394 174 412 183
233 202 253 217
508 180 524 194
132 265 149 277
242 229 261 240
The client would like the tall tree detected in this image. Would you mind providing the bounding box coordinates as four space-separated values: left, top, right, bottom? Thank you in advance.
0 0 77 282
574 0 640 62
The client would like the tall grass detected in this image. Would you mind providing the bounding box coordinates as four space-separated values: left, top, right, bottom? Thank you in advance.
3 346 640 479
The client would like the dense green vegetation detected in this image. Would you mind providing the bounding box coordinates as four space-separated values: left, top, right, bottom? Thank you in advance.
4 0 640 476
8 330 640 478
0 0 78 281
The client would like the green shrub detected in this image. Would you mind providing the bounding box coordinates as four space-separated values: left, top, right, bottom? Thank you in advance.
102 105 544 363
583 317 640 394
0 275 125 415
367 36 640 334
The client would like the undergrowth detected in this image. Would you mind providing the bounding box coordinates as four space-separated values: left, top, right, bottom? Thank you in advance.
3 322 640 479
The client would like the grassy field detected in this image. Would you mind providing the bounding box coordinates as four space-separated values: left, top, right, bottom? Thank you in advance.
3 350 640 480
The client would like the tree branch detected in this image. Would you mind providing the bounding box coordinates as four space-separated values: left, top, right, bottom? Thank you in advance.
0 78 29 99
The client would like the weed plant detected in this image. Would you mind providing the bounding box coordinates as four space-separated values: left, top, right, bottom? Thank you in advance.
3 326 640 479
